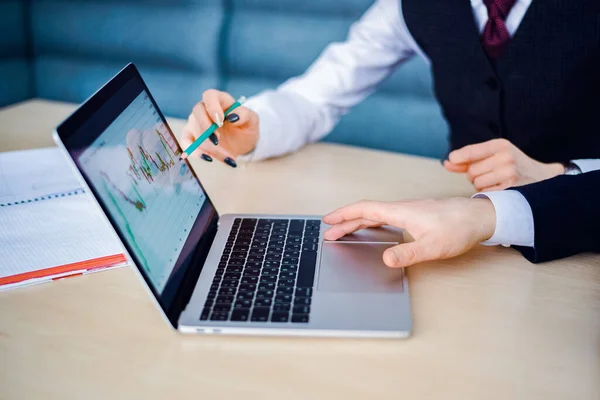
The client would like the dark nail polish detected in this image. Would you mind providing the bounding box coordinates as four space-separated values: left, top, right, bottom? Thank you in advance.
209 133 219 146
224 157 237 168
226 113 240 123
201 154 213 162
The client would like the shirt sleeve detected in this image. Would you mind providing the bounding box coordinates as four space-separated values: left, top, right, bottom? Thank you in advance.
571 159 600 173
473 190 535 248
239 0 418 162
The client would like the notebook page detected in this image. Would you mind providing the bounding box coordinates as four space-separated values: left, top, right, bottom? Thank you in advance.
0 147 81 205
0 147 125 281
0 195 124 277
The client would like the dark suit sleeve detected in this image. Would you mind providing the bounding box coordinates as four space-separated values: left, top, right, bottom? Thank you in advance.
511 170 600 263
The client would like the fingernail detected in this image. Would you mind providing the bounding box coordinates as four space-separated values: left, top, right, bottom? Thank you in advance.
224 157 237 168
226 113 240 123
209 133 219 146
201 154 213 162
215 112 224 127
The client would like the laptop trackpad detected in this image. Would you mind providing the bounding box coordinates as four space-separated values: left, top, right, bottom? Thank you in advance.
317 242 405 293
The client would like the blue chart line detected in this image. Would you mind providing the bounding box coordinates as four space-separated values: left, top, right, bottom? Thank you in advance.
102 177 149 272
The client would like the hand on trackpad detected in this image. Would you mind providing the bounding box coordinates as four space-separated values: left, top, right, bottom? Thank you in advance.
317 242 405 293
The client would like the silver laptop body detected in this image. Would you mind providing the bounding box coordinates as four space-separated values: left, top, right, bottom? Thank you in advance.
53 63 412 339
179 214 411 338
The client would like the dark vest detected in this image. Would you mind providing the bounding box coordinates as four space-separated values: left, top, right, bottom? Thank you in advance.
402 0 600 163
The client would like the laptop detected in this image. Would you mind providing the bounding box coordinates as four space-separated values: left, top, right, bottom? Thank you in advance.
53 63 412 338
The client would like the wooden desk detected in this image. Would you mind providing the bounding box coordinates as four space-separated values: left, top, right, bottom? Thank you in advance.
1 100 599 400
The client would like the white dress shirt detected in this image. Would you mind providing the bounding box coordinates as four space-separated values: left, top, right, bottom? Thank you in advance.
242 0 600 249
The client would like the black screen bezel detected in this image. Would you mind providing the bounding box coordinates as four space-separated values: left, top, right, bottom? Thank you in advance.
55 63 219 327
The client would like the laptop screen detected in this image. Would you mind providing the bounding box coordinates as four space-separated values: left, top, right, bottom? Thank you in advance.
57 65 218 317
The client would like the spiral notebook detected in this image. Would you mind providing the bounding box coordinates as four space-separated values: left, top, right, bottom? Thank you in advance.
0 147 128 290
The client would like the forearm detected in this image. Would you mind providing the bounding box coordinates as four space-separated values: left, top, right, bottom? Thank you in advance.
474 170 600 263
242 90 338 161
512 171 600 263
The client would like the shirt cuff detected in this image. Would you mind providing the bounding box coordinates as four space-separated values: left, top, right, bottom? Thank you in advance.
473 190 535 248
571 159 600 173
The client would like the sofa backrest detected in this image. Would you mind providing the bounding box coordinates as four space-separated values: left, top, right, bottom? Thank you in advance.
0 0 31 106
4 0 449 158
29 0 223 120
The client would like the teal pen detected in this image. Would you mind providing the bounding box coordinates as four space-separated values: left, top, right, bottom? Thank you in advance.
180 96 246 159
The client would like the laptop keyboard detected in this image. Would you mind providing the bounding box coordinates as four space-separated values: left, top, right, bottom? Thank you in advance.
200 218 320 324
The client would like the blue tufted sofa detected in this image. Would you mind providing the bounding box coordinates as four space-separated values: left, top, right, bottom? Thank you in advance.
1 0 449 158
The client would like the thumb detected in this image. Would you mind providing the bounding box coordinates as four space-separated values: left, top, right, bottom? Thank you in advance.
383 240 433 268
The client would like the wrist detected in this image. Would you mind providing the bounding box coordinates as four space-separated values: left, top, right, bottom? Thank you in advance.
471 198 497 242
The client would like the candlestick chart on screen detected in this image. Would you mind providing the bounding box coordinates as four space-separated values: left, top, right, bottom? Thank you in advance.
79 91 205 291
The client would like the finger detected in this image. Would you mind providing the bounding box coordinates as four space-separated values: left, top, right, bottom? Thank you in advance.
323 218 384 241
323 201 395 226
189 129 237 165
448 139 508 165
190 105 213 138
180 128 195 149
472 166 515 191
466 152 510 182
182 127 216 161
202 89 236 127
183 110 211 158
200 140 237 167
383 240 434 268
225 106 256 127
187 109 236 163
443 160 469 173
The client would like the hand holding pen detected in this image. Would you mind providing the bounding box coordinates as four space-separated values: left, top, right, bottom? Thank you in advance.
181 90 259 168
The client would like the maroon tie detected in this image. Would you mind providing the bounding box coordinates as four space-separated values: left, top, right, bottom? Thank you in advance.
481 0 517 59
